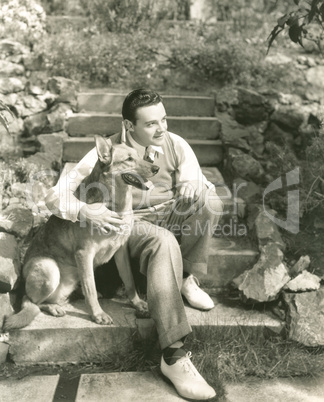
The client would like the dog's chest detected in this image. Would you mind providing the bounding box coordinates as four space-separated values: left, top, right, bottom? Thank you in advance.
92 222 133 267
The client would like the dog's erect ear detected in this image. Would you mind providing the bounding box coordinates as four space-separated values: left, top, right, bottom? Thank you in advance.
95 135 113 165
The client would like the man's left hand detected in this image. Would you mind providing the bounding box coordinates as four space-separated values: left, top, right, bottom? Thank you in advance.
177 181 204 202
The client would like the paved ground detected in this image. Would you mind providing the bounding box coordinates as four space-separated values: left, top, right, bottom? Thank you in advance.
0 371 323 402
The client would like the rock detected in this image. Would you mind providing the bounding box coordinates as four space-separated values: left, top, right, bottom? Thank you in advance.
215 86 239 112
0 293 14 329
27 71 49 94
265 53 293 65
232 87 273 125
229 149 264 182
0 204 33 238
0 40 30 57
47 76 80 109
247 124 266 155
0 77 25 94
22 53 44 71
24 103 72 136
263 122 295 147
254 211 286 250
233 178 262 203
233 243 291 302
283 289 324 347
0 233 20 293
277 93 303 105
297 55 317 67
270 105 304 131
284 271 321 292
217 112 250 150
305 66 324 102
15 94 47 117
46 103 72 133
289 255 311 277
0 60 25 76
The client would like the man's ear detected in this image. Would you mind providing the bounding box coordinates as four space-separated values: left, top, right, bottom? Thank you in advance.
124 119 133 132
95 135 113 165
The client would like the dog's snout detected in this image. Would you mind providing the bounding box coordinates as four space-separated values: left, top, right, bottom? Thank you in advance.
152 165 159 174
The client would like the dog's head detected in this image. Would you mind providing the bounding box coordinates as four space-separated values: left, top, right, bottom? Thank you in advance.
95 135 159 191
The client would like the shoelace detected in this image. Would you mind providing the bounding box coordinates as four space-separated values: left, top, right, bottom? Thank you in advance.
179 352 197 377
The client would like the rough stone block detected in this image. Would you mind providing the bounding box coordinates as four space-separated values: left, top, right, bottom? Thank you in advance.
0 233 21 292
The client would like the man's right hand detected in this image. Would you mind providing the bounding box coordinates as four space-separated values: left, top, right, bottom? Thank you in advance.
78 203 130 234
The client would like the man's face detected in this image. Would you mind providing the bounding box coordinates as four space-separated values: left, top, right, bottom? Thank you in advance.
128 102 168 147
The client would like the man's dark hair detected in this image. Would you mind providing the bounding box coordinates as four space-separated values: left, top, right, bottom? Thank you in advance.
122 88 163 124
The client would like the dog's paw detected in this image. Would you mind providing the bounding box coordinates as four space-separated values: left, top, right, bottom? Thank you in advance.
42 304 66 317
92 311 113 325
133 300 150 319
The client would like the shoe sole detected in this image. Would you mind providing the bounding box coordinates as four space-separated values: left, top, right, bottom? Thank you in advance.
160 369 217 402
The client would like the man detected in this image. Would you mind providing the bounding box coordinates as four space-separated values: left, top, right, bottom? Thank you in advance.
46 89 223 400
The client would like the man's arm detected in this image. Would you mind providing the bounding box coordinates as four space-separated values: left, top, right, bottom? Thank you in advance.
170 133 215 201
45 147 127 231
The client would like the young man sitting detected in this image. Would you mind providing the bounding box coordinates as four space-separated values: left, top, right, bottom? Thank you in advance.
46 88 223 400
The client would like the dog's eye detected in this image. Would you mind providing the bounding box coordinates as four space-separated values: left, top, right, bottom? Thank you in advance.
126 157 134 161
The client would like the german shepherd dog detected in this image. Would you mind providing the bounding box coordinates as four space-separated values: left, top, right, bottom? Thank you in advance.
4 135 159 331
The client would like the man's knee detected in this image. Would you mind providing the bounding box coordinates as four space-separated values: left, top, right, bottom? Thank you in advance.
200 188 224 218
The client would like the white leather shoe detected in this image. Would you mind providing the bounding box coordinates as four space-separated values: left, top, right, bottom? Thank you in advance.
161 351 216 401
181 275 215 311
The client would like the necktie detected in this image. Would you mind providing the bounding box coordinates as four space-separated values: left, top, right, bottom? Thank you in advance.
144 146 155 163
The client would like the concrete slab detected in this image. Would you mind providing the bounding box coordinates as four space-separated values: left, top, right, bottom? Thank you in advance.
75 371 183 402
225 375 324 402
0 375 59 402
77 93 215 117
9 298 138 364
8 292 282 365
65 113 221 140
62 137 223 166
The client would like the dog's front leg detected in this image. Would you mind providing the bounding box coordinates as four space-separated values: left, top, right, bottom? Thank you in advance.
75 250 113 325
114 245 149 315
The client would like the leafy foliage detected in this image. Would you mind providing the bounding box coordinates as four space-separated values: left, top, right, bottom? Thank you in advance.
0 0 46 47
267 0 324 53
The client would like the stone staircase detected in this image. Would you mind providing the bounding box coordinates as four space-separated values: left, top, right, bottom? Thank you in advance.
7 91 280 366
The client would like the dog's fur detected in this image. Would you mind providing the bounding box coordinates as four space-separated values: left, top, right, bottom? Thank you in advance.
3 135 159 330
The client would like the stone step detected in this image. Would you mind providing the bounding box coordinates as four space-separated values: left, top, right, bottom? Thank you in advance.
77 92 216 117
65 113 221 140
62 137 223 166
8 296 281 365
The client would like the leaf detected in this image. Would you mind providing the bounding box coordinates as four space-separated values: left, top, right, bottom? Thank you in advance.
288 24 303 43
267 25 284 54
277 14 289 27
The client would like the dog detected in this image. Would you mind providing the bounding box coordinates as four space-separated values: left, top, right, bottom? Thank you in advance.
3 134 159 331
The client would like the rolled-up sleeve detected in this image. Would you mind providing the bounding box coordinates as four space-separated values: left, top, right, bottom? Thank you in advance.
45 148 98 222
170 133 215 191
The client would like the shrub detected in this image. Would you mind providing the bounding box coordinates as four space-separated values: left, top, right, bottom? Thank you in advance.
0 0 46 47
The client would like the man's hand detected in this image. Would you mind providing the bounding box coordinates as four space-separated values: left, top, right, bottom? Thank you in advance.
78 203 130 234
177 181 204 203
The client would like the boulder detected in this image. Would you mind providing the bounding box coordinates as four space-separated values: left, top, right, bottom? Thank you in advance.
0 60 25 76
215 86 239 112
0 293 14 329
289 255 311 277
229 149 264 182
232 87 273 125
0 77 25 94
254 211 286 250
15 94 47 117
283 288 324 347
284 271 321 292
24 103 72 136
263 122 295 147
0 233 20 293
0 40 30 58
305 66 324 102
233 243 291 302
217 112 250 150
0 204 33 238
233 178 262 204
265 53 293 65
270 105 304 131
47 76 80 109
